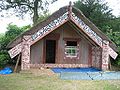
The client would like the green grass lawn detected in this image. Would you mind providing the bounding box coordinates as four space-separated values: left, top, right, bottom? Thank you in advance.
0 70 120 90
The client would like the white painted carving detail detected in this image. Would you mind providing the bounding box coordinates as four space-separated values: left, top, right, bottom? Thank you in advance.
21 36 31 70
8 12 69 58
8 11 118 70
102 40 118 60
109 46 118 59
102 41 109 70
71 13 103 47
8 43 22 58
31 12 68 41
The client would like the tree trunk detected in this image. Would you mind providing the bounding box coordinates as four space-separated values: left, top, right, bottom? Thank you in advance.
33 0 39 25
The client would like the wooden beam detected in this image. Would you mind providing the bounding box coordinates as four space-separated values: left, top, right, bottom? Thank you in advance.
14 54 21 73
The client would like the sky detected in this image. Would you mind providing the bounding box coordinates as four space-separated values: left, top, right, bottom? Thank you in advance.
0 0 120 34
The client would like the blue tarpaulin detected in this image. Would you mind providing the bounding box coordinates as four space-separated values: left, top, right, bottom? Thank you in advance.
51 68 120 80
52 67 101 73
0 67 12 75
60 72 120 80
60 72 92 80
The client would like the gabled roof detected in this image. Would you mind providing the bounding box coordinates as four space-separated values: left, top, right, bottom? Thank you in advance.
7 6 68 48
7 5 117 52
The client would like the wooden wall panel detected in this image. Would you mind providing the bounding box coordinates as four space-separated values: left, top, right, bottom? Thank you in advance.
92 47 102 69
79 40 89 64
30 23 93 66
52 23 91 65
30 39 43 64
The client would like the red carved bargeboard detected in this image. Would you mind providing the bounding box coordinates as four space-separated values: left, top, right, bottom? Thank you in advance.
21 36 31 70
102 40 110 70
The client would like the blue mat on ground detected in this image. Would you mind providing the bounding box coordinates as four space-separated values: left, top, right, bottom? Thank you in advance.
60 72 120 80
51 68 120 80
100 72 120 80
52 67 101 73
60 72 91 80
0 67 12 75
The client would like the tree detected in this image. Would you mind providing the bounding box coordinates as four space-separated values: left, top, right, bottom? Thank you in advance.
107 17 120 32
74 0 115 33
0 0 57 24
0 13 49 68
106 17 120 66
0 24 31 49
0 24 30 68
37 13 50 23
74 0 120 67
0 33 4 39
107 30 120 66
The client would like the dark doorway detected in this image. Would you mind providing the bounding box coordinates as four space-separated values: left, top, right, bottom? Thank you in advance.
45 40 56 63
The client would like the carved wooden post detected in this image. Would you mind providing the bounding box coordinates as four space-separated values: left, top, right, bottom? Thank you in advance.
102 40 109 70
68 1 72 19
92 46 102 69
21 36 31 70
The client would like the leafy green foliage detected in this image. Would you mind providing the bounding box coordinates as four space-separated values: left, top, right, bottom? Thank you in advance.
0 24 30 68
74 0 120 66
0 50 10 68
105 17 120 66
74 0 114 33
0 15 48 68
0 24 31 49
0 0 57 24
107 31 120 66
0 33 4 38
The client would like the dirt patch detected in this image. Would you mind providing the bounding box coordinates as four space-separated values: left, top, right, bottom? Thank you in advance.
20 68 55 76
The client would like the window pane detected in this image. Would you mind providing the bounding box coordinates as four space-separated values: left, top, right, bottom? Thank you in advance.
72 49 75 54
65 46 77 57
67 49 71 54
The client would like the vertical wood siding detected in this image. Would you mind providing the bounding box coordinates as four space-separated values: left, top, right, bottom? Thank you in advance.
30 23 96 67
30 39 43 64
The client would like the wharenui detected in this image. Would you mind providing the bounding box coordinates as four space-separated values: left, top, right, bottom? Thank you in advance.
7 3 118 71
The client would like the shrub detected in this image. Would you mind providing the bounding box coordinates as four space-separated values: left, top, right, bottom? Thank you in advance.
0 52 9 68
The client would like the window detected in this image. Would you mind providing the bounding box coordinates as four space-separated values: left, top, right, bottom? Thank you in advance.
63 38 80 59
65 41 78 57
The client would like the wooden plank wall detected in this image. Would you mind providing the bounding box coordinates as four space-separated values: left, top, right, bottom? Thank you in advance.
92 47 102 69
30 39 43 64
30 23 95 67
